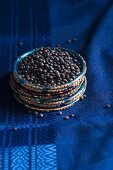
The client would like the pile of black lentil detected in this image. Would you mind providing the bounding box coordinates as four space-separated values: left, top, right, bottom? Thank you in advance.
10 47 87 111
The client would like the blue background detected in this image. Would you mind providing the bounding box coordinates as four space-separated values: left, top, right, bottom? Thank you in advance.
0 0 113 169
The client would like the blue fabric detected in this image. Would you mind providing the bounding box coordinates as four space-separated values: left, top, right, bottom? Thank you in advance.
0 0 113 169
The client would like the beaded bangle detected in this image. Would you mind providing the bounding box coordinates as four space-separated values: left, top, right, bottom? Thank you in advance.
14 77 86 105
18 80 86 108
14 93 76 111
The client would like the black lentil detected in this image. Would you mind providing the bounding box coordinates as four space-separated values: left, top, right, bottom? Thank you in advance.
17 42 23 46
34 111 39 115
38 113 44 118
104 104 111 109
57 111 63 115
17 47 81 86
64 116 70 120
69 114 75 118
10 128 17 131
66 39 72 43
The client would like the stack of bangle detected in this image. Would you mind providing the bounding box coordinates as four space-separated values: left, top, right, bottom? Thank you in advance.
10 47 87 111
